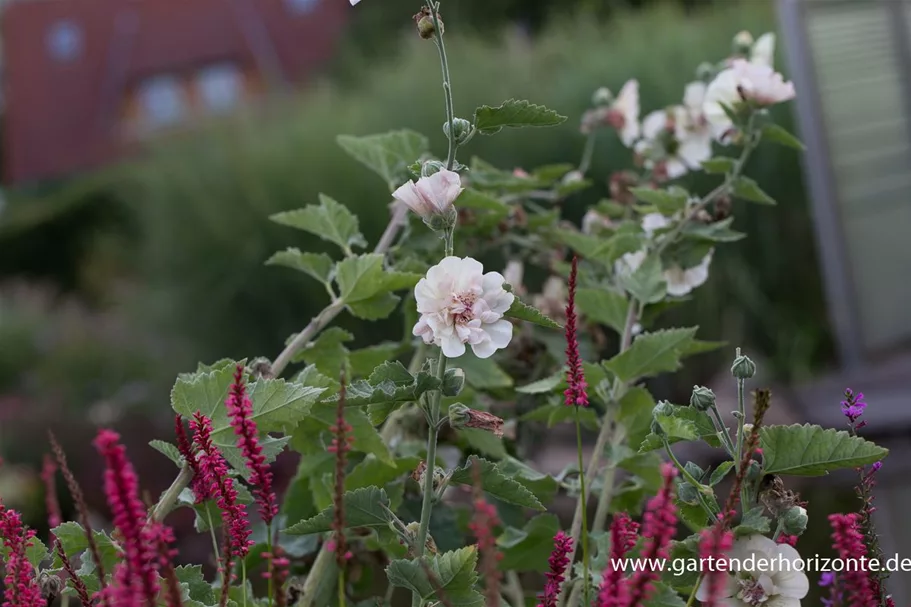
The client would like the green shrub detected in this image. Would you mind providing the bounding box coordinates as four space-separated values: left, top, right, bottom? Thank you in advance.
117 3 831 379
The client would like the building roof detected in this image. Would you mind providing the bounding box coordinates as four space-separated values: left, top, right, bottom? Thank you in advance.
1 0 348 185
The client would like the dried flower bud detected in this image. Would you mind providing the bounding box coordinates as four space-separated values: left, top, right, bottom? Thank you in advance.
443 117 472 145
780 505 808 535
591 87 613 107
411 460 427 485
689 386 716 411
442 368 465 397
731 350 757 379
713 195 733 221
449 403 504 438
403 522 438 557
421 160 445 178
413 7 442 39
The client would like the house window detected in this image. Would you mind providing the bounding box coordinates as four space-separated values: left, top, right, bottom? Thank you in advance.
137 76 187 129
47 20 83 62
196 64 243 113
285 0 319 15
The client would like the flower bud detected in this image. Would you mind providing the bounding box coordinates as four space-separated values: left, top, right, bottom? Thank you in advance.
780 505 808 536
696 61 716 83
733 30 754 55
421 160 445 178
650 401 674 436
392 169 463 226
689 386 716 411
413 7 442 39
442 368 465 397
591 87 613 107
443 118 472 145
731 350 757 380
449 403 504 438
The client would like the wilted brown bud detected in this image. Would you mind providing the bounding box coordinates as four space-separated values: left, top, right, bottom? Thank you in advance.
413 7 442 39
609 170 639 206
694 209 713 224
449 404 504 438
714 195 732 220
411 460 427 484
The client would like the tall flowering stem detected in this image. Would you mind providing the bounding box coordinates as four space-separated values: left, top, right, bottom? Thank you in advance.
152 524 184 607
49 431 109 597
190 412 253 606
537 531 573 607
0 503 45 607
626 463 678 607
175 414 208 501
829 513 877 607
562 255 593 605
597 513 640 607
469 462 503 606
94 429 164 607
55 538 93 607
41 454 62 535
328 371 354 607
693 515 734 607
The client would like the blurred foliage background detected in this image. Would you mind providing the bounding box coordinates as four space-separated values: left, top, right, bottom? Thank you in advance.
0 1 843 592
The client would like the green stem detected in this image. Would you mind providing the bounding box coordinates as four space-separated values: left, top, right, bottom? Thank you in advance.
685 574 703 607
338 568 347 607
505 571 524 607
664 441 718 523
267 523 274 607
428 1 456 170
204 504 221 567
574 409 590 606
300 546 336 607
709 404 736 457
735 366 747 508
242 561 247 607
578 132 597 175
150 464 193 523
592 421 626 533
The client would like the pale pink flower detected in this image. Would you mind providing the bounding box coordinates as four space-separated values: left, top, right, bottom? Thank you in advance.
392 169 462 219
607 80 641 147
703 59 796 139
413 256 514 358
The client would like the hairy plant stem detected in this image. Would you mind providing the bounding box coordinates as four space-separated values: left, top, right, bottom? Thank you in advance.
300 547 334 607
504 571 524 607
338 570 347 607
591 422 626 533
267 523 274 607
573 409 591 606
664 441 718 523
150 465 193 523
428 1 456 170
735 371 747 508
685 575 703 607
413 228 454 607
204 504 221 566
578 132 597 175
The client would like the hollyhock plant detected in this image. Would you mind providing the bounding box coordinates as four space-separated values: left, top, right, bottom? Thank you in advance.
16 14 894 607
412 256 515 358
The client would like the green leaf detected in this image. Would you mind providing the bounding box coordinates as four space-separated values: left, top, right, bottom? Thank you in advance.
618 387 657 452
473 99 566 135
461 428 508 459
603 327 697 384
335 254 421 319
618 254 666 304
51 523 120 577
639 404 717 453
456 350 513 389
701 157 736 174
709 461 735 486
449 457 544 510
505 296 562 329
349 343 401 377
266 249 335 287
284 487 391 535
149 439 182 466
521 403 599 430
497 514 560 572
174 565 215 604
346 456 420 491
497 458 559 505
270 194 367 254
516 372 564 394
171 363 324 444
337 129 430 191
761 124 806 151
682 217 745 243
386 547 485 607
575 288 629 334
341 360 441 407
644 582 687 607
735 507 772 537
629 188 688 215
220 435 291 480
732 176 776 205
760 424 889 476
292 326 352 375
3 536 49 568
457 189 511 217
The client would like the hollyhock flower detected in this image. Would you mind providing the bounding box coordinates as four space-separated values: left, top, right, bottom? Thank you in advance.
537 531 573 607
226 364 277 525
703 59 796 140
533 276 568 323
564 256 588 407
626 463 678 607
597 513 640 607
94 430 162 605
392 169 462 219
190 412 253 558
635 100 712 179
750 33 776 67
607 80 641 146
582 209 613 234
696 534 809 607
829 513 877 607
412 256 514 358
0 504 44 607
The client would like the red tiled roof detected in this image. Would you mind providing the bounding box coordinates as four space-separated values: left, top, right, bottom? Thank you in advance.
1 0 348 185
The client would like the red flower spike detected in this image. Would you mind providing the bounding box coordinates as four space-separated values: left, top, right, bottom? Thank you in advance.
625 463 678 607
564 256 589 407
536 531 573 607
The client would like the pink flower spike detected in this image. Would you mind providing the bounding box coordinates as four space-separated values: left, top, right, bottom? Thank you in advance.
226 364 278 525
563 256 589 408
94 429 160 606
597 513 640 607
0 503 45 607
696 518 734 607
829 513 878 607
536 531 573 607
41 453 62 532
626 463 678 607
190 412 253 559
